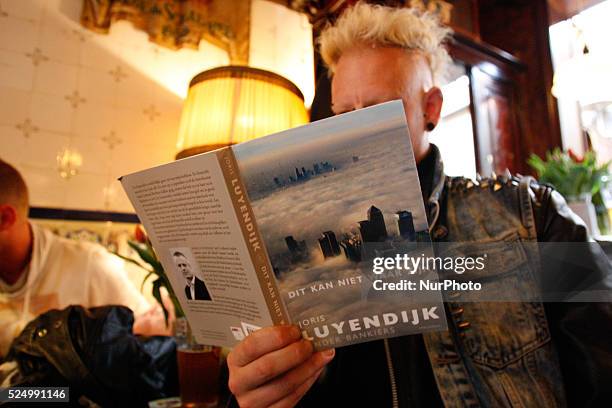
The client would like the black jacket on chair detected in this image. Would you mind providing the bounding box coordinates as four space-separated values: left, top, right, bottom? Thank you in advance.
5 305 178 407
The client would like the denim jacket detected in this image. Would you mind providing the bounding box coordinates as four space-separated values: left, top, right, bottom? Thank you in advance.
417 145 564 407
294 145 612 408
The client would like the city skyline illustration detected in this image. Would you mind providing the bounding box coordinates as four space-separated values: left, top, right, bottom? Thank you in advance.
233 101 437 330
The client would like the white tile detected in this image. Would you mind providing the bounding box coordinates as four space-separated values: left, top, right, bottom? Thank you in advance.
62 172 109 210
0 50 35 91
110 142 164 176
107 20 149 47
124 125 176 162
146 144 175 165
110 187 136 213
0 124 27 164
80 40 121 71
147 115 181 150
117 44 158 69
29 92 73 133
2 0 44 21
34 60 78 96
45 0 81 23
0 87 30 125
95 177 135 213
38 13 80 65
114 106 148 142
19 163 68 208
70 135 112 175
108 158 133 182
153 56 201 97
114 66 155 109
117 110 178 155
21 130 70 169
0 16 39 53
197 39 230 64
73 101 116 141
100 178 130 212
78 66 116 105
143 96 182 150
154 89 183 115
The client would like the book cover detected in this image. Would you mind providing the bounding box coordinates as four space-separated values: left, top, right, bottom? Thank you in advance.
233 100 446 349
120 100 446 350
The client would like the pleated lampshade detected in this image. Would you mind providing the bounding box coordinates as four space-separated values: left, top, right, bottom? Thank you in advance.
175 66 309 159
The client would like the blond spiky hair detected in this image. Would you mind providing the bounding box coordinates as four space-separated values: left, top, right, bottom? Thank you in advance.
319 2 452 85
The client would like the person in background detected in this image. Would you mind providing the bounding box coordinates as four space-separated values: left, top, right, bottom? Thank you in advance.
225 3 612 408
0 159 167 357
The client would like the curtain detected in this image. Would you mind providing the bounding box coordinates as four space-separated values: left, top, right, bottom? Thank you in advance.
80 0 251 64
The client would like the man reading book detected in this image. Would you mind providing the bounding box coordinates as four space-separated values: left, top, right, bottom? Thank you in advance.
226 3 612 408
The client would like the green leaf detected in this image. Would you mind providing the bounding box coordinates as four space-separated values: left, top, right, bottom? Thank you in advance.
152 278 170 327
160 273 185 318
145 239 159 261
110 240 184 323
128 241 163 272
140 270 156 292
528 148 610 199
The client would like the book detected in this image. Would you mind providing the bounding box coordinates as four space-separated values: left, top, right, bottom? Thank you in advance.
120 100 447 350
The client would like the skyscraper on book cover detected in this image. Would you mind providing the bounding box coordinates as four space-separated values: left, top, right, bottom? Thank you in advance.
319 231 341 258
396 210 416 241
359 206 388 242
285 235 308 261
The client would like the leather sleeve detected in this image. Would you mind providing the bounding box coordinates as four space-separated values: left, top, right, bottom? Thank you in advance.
531 182 589 242
531 181 612 407
6 306 179 406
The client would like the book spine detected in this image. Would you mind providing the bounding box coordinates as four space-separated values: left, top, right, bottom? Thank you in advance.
215 148 290 325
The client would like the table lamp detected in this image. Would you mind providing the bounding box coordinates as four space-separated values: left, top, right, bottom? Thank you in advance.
175 66 309 159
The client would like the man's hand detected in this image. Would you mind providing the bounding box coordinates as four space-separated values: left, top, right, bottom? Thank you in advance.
227 325 335 408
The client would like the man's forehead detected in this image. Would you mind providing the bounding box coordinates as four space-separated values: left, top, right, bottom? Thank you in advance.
335 45 425 69
331 46 430 106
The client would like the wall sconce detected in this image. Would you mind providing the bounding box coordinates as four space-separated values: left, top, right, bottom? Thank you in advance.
57 148 83 179
175 66 309 159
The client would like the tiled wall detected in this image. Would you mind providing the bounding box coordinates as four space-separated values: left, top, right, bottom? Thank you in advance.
0 0 314 214
0 0 229 213
250 0 315 106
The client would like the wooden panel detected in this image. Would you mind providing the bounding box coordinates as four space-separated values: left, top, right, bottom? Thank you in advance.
447 0 481 39
448 33 525 175
479 0 562 175
469 66 522 175
292 0 482 37
309 31 527 175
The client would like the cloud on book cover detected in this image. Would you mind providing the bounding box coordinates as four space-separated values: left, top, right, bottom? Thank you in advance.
246 127 428 256
234 101 408 169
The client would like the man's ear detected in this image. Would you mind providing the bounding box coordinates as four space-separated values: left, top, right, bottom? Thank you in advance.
0 205 18 231
423 87 443 130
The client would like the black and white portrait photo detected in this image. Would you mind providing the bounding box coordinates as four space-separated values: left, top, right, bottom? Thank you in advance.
170 248 212 301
